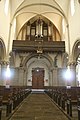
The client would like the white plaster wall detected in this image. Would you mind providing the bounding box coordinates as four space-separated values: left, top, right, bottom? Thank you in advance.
55 0 69 17
10 0 24 20
68 1 80 60
9 19 17 52
16 13 36 37
0 0 10 56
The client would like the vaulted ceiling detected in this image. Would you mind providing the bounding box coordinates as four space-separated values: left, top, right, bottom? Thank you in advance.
11 0 70 38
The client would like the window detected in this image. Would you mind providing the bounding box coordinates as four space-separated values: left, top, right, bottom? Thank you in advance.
4 0 9 16
76 55 80 86
70 0 75 16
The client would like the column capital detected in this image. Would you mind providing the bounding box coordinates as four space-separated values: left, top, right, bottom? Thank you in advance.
0 60 9 66
68 61 77 66
67 61 77 69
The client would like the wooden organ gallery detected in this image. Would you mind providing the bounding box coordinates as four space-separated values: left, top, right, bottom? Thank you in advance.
0 0 80 120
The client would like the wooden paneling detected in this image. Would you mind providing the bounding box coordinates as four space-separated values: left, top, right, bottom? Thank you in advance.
12 40 65 53
32 68 44 89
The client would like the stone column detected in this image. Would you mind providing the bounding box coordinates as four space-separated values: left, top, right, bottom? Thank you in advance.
49 68 53 86
12 67 19 86
1 61 9 86
18 67 24 86
57 68 67 86
23 69 27 86
23 69 26 86
52 68 58 86
48 70 51 86
50 71 52 86
68 62 77 86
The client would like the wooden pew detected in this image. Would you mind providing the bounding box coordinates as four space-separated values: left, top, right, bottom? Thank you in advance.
66 87 79 117
2 88 13 116
0 86 31 117
0 96 2 120
44 86 80 119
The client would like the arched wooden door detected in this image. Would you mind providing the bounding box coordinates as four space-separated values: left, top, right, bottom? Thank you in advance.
32 68 44 89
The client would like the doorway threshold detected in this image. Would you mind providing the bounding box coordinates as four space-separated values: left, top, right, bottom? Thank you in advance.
31 89 44 93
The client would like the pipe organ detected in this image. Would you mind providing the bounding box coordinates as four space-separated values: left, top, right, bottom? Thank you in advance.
17 18 61 41
35 18 43 38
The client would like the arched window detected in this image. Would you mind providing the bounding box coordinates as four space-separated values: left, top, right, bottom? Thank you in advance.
70 0 75 16
76 54 80 86
4 0 9 16
0 38 6 61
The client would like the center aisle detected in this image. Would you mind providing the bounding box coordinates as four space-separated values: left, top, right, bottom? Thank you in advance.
9 93 69 120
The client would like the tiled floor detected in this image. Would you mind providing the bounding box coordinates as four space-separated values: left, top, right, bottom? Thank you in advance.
9 93 69 120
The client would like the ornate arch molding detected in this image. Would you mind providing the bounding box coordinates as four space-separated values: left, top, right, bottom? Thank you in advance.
0 37 6 61
72 39 80 62
22 53 53 68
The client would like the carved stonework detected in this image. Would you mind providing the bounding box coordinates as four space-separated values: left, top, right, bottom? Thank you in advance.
19 55 24 67
68 61 77 68
0 60 9 66
9 51 15 67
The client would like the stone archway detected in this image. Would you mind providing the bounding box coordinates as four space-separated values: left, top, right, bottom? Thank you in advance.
0 38 6 61
22 53 53 67
72 39 80 62
72 39 80 86
22 53 54 87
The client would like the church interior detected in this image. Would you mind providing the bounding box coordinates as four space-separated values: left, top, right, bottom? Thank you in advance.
0 0 80 120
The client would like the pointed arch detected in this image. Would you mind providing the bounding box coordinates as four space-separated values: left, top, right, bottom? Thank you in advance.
0 37 6 61
72 39 80 61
